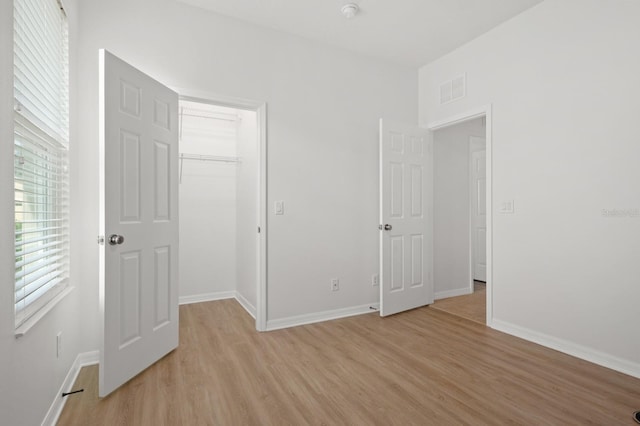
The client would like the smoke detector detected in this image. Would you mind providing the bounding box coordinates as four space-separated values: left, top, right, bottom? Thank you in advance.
341 3 359 19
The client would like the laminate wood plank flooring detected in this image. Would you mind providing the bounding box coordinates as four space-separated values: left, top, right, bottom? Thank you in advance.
431 281 487 324
58 299 640 425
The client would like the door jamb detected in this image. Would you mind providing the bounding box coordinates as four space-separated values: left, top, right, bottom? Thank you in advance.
426 105 493 326
173 88 268 331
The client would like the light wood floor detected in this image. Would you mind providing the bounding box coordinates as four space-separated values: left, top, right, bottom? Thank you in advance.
58 299 640 425
431 281 486 324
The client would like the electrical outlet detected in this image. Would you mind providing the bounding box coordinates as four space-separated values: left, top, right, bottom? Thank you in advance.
56 332 62 358
372 274 379 286
331 278 339 292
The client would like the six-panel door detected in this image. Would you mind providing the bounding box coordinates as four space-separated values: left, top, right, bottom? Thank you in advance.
99 50 179 397
380 119 434 316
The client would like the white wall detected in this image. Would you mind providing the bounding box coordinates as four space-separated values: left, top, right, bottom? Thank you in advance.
0 0 92 424
236 110 259 314
420 0 640 375
179 106 238 300
433 118 485 299
75 0 417 349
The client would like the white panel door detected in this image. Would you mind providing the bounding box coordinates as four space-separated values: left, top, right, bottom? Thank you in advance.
379 119 433 316
99 50 179 397
470 138 486 282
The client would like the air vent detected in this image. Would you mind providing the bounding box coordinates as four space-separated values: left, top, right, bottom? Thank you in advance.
440 74 466 105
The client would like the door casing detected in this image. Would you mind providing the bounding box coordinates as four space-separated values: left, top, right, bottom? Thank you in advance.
175 88 268 331
427 105 493 326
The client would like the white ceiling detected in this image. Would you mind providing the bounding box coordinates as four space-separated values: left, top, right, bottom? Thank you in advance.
177 0 543 67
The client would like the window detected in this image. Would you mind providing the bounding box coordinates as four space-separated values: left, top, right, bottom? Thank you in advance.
14 0 70 331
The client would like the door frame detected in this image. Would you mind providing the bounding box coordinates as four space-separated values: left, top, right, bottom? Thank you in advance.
426 104 493 326
174 87 268 331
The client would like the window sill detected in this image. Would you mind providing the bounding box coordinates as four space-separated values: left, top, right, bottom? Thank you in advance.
14 286 76 338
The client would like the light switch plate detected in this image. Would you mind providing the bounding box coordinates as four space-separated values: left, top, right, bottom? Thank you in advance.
275 201 284 215
499 200 515 214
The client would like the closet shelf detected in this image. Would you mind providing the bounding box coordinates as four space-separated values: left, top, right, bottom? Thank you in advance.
179 153 239 163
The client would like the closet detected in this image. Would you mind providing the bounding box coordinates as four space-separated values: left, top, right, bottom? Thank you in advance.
178 99 258 314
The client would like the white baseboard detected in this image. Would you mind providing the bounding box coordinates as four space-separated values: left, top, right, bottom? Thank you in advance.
435 287 472 300
179 291 235 305
42 350 99 426
234 291 256 319
492 319 640 380
179 291 256 320
266 303 380 331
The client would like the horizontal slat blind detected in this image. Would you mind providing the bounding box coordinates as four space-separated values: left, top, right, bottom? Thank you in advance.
14 0 68 145
14 0 69 329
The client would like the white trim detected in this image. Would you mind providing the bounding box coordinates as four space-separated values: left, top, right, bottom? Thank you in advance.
42 350 99 426
492 319 640 380
427 104 493 327
175 88 263 112
434 287 472 300
15 286 75 337
257 103 268 332
426 105 488 130
179 292 257 318
179 291 235 305
266 303 379 331
174 87 268 332
235 291 256 319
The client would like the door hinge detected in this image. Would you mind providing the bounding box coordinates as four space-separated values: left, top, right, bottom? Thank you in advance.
97 235 105 245
257 226 261 234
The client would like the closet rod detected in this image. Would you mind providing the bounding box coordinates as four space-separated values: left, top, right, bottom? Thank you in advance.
179 153 240 184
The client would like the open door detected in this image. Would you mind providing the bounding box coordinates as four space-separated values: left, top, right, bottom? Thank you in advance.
99 50 179 397
379 119 434 316
470 137 487 282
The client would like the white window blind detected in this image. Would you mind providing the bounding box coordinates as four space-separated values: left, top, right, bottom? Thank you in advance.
14 0 70 330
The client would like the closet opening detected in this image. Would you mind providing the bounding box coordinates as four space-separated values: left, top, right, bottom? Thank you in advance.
177 97 264 327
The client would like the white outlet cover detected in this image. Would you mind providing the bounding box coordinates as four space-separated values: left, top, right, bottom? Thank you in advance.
331 278 339 291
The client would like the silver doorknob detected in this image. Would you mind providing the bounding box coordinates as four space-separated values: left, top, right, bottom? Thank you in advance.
108 234 125 245
384 224 392 231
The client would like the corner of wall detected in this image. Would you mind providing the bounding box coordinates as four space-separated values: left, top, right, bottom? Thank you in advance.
42 351 99 426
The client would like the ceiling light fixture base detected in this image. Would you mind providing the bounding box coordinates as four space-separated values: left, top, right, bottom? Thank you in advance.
341 3 359 19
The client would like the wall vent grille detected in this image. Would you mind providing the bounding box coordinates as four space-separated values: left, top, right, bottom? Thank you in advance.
440 74 466 105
